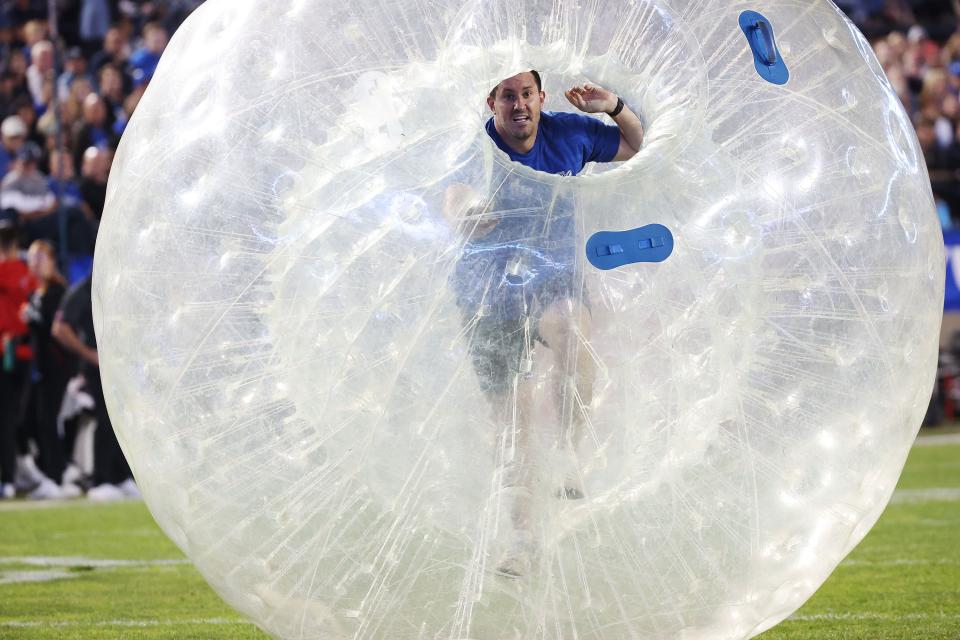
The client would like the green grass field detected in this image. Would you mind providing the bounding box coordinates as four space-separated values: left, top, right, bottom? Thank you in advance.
1 436 957 639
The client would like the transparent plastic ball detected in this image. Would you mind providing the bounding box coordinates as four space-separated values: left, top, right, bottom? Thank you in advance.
93 0 943 638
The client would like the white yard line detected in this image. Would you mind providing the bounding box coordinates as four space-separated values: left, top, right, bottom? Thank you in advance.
890 487 960 504
0 618 253 629
0 570 75 585
0 556 193 585
0 498 142 511
0 556 190 568
843 558 959 566
790 612 960 622
914 432 960 446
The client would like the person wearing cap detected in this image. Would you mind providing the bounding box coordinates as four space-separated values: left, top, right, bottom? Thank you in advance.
0 141 57 246
0 115 27 178
58 47 91 103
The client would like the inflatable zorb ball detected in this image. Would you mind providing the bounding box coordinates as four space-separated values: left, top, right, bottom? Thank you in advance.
94 0 943 638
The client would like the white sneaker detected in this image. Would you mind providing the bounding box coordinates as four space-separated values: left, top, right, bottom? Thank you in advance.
495 531 534 579
87 483 125 502
60 482 83 499
0 483 14 499
555 449 585 500
62 464 84 486
28 477 63 500
14 455 47 492
118 478 141 499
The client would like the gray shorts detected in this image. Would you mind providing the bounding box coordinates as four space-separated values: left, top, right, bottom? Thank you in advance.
461 277 588 396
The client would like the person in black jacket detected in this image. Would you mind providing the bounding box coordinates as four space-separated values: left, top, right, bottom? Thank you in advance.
20 240 78 497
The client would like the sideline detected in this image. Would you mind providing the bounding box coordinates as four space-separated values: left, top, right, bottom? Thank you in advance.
914 432 960 446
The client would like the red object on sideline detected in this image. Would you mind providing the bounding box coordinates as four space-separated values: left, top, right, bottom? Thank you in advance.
0 258 37 361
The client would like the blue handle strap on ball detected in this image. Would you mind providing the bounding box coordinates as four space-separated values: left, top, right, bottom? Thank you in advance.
739 10 789 85
586 224 674 271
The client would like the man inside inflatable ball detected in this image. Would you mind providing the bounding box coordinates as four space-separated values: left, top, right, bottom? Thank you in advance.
444 71 643 577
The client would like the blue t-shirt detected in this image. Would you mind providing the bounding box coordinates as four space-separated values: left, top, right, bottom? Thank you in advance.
451 112 620 315
484 111 620 175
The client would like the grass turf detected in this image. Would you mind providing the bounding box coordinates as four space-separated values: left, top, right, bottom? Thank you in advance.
1 440 957 639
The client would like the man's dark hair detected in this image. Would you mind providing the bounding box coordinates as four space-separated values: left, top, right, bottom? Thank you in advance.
489 70 541 100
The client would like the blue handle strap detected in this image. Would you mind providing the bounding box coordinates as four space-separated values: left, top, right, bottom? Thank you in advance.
739 10 789 85
585 224 674 271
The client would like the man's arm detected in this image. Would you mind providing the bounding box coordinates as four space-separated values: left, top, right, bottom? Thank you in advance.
564 84 643 161
443 183 497 238
0 189 58 221
52 314 99 367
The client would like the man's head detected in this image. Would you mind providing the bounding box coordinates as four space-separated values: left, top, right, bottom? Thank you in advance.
15 141 42 174
103 27 128 58
27 239 57 281
30 40 54 74
487 70 544 153
143 22 168 54
83 93 107 127
13 96 36 129
82 146 112 183
65 47 87 75
98 64 124 101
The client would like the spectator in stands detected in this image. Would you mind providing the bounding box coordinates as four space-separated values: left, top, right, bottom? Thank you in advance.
89 25 130 77
128 21 166 87
11 95 42 147
97 63 126 130
0 209 35 499
0 115 27 177
53 275 138 501
72 92 112 169
25 39 52 106
20 239 78 498
57 47 89 102
0 70 26 118
0 141 57 246
48 149 97 254
79 145 110 223
67 74 94 107
5 46 27 85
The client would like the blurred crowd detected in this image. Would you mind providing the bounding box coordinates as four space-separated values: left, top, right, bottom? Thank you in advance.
2 1 959 501
852 0 960 226
0 0 201 501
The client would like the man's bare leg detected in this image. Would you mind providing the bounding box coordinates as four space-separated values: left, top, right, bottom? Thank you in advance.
538 299 595 498
491 375 537 576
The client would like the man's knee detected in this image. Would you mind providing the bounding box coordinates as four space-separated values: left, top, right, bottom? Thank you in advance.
539 299 590 348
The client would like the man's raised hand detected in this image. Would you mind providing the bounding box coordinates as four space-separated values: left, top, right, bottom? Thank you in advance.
564 84 618 114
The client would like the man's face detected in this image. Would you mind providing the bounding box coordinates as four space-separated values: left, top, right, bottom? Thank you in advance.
17 159 36 175
145 27 168 54
33 46 53 74
487 72 544 147
104 29 124 55
83 95 106 126
3 133 23 154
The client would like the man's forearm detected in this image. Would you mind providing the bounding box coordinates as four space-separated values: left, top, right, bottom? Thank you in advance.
611 103 644 153
52 319 99 367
